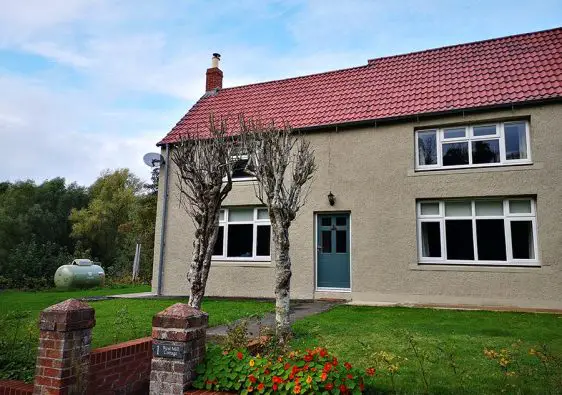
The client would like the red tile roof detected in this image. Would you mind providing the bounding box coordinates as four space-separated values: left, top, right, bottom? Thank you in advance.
160 28 562 144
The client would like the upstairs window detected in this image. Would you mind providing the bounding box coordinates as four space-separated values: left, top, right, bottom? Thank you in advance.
213 207 271 261
417 198 538 266
231 154 256 180
415 121 531 170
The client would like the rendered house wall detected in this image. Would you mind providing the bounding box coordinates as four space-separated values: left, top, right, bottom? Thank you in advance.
152 103 562 309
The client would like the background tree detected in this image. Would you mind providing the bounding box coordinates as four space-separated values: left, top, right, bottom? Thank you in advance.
242 120 316 341
172 118 235 309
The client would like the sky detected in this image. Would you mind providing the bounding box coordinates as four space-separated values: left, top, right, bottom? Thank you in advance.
0 0 560 186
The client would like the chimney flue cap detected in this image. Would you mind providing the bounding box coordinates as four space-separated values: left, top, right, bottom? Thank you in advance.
211 53 221 68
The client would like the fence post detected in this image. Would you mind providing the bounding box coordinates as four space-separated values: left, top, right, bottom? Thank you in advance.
149 303 208 395
33 299 95 395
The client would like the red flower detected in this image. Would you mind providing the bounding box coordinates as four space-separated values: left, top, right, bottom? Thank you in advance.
248 374 257 383
264 369 270 375
304 354 313 362
339 384 348 393
319 348 328 358
347 374 353 380
248 386 254 392
257 383 265 391
323 362 333 372
325 383 334 391
332 357 339 366
366 367 376 376
344 362 352 370
222 350 228 355
273 376 283 384
284 363 291 370
273 384 278 391
360 382 365 391
237 351 244 360
321 371 328 381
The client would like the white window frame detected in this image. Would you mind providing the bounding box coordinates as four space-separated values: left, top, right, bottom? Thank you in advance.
417 198 539 266
212 207 271 262
230 154 257 182
415 120 532 171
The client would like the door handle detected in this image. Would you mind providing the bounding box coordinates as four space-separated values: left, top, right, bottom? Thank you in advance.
317 246 322 252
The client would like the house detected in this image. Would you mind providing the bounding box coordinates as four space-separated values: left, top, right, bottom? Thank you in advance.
152 28 562 310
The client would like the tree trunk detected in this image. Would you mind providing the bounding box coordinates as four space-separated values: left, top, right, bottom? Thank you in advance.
187 211 220 309
273 221 292 342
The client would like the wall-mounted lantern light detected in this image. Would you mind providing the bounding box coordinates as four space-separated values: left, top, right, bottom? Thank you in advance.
328 191 336 206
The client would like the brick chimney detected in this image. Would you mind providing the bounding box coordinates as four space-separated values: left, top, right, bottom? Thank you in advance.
206 53 223 92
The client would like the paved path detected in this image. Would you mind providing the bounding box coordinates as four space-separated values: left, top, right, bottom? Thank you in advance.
207 300 341 338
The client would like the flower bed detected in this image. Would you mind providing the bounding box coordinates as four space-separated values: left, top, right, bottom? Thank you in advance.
193 345 375 394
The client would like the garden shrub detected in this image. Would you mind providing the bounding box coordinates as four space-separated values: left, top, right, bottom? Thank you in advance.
193 344 375 394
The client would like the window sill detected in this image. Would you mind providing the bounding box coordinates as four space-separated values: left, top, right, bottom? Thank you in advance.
408 162 543 177
410 263 549 273
232 177 257 182
211 260 272 268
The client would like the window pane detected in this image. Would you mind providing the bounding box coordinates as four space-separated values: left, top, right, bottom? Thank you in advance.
504 122 528 160
473 125 497 136
256 225 271 256
417 131 437 166
443 128 466 139
336 217 347 226
321 217 331 227
213 226 224 256
476 220 507 261
442 142 469 166
509 200 532 214
257 209 269 220
472 140 500 164
227 224 253 257
219 210 225 222
445 201 472 216
232 157 253 178
321 230 332 253
475 201 503 216
336 230 347 253
445 220 474 260
420 202 439 216
229 208 254 221
511 221 535 259
421 222 441 257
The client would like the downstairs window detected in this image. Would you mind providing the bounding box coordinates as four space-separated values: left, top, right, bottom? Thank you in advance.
212 207 271 261
417 198 538 266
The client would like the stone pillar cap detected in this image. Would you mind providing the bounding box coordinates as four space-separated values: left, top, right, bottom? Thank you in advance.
39 298 95 332
153 303 208 329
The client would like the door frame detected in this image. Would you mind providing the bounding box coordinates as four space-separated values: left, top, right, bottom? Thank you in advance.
314 211 352 293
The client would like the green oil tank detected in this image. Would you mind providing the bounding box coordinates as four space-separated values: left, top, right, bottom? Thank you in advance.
54 259 105 289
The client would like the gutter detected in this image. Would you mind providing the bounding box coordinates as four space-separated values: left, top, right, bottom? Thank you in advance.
156 144 170 296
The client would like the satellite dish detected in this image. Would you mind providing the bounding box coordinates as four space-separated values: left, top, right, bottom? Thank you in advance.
143 152 165 167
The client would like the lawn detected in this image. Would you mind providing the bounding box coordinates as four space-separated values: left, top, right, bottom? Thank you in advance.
291 305 562 394
0 285 274 382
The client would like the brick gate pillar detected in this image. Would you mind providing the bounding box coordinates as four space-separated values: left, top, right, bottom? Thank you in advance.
33 299 95 395
149 303 208 395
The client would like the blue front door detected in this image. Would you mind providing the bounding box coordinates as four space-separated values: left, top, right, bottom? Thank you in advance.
317 214 350 289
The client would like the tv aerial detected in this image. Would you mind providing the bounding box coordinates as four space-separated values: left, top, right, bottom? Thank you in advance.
143 152 165 168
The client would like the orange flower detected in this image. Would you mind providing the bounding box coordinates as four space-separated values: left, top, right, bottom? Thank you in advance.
325 383 334 391
237 351 244 360
248 386 254 392
278 356 283 363
344 362 352 370
257 383 265 391
366 367 376 376
306 375 313 384
293 384 301 394
321 371 328 381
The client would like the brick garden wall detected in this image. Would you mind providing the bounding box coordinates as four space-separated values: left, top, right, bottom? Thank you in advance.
88 337 152 395
0 380 33 395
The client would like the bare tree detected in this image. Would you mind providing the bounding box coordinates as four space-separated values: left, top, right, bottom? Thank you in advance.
172 118 235 309
241 119 316 341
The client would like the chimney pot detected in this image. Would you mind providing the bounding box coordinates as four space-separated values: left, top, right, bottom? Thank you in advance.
206 53 223 92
